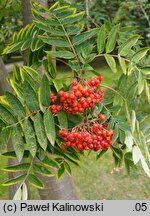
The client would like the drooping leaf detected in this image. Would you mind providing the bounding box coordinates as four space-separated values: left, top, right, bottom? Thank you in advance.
106 24 119 53
34 112 47 150
28 174 44 189
97 24 106 53
125 131 133 151
64 161 72 175
104 54 117 73
131 110 136 133
6 92 26 118
57 111 68 129
40 75 50 107
118 55 127 75
2 174 26 186
56 164 65 179
144 81 150 101
3 163 30 172
140 66 150 75
131 47 149 63
97 149 108 160
33 163 53 176
46 51 75 59
23 119 37 157
141 156 150 177
44 109 55 145
138 71 144 95
132 145 142 164
12 125 24 162
42 156 60 168
118 35 140 56
13 186 22 200
112 124 119 144
21 183 28 200
22 80 39 112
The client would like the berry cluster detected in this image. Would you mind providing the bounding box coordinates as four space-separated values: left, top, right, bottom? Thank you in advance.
49 76 104 114
59 123 114 152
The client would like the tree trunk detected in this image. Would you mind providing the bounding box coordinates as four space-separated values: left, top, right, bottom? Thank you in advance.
37 174 79 200
0 57 11 94
20 0 79 200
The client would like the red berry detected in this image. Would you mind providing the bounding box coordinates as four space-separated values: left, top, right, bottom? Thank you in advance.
98 114 105 121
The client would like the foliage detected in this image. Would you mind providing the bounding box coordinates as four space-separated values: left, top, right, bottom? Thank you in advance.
0 0 22 53
0 2 150 200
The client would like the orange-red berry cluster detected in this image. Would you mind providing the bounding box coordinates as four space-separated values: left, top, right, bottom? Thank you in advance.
59 123 114 152
49 76 104 114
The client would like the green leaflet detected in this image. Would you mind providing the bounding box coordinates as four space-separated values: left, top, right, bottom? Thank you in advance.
56 164 65 179
40 75 51 107
54 8 76 19
44 109 55 145
32 163 53 176
46 51 75 59
22 80 39 112
72 28 98 46
32 9 60 27
3 163 30 172
131 47 150 63
21 38 32 51
43 58 56 79
0 104 16 124
112 124 119 144
67 22 84 35
140 66 150 75
21 66 42 84
31 37 44 51
42 156 60 168
39 36 70 47
118 55 127 75
2 174 26 186
97 149 108 160
64 161 71 175
61 11 85 25
57 111 68 129
2 150 30 159
12 125 24 162
6 92 26 118
144 81 150 101
28 174 44 189
9 79 24 100
34 113 47 150
104 54 117 73
118 35 140 56
34 21 65 36
97 24 106 53
53 79 63 92
0 128 11 149
23 119 37 157
138 71 144 95
106 24 119 53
